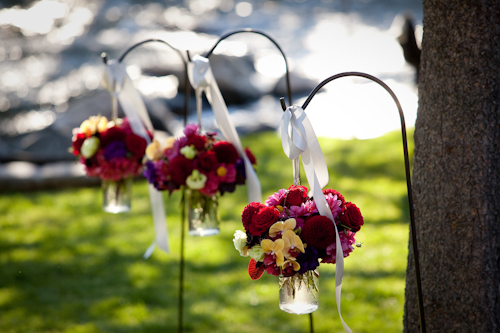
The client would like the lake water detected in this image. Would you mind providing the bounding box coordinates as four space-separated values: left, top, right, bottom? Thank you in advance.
0 0 422 150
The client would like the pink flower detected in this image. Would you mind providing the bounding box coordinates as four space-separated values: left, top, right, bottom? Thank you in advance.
322 231 356 264
287 201 315 218
217 163 237 183
265 189 287 207
325 194 343 219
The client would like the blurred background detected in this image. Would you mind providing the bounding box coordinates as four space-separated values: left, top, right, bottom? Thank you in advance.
0 0 422 188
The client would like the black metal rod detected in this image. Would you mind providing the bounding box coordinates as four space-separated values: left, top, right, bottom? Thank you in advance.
107 38 190 124
204 28 293 106
299 72 426 333
103 39 190 332
178 190 186 333
309 313 314 333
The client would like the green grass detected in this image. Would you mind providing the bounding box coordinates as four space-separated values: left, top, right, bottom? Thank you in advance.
0 129 413 333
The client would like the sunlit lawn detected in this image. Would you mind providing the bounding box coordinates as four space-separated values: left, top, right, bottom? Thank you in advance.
0 130 413 333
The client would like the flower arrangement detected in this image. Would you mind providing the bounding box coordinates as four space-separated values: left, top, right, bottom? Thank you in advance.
143 124 257 236
70 116 150 181
143 124 256 196
233 185 364 280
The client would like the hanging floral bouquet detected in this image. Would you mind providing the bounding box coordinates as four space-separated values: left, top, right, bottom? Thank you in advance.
70 116 151 213
233 184 363 314
143 124 257 236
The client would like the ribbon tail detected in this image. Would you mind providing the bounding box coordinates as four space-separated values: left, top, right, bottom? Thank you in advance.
143 241 156 260
311 165 352 333
207 75 262 203
148 184 169 253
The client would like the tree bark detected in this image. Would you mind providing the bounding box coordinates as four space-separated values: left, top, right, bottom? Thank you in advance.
404 1 500 332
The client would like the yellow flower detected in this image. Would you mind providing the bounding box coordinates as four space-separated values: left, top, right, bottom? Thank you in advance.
80 115 106 137
269 218 296 238
282 229 305 258
276 205 284 213
96 116 108 133
283 257 301 271
217 166 227 177
261 238 285 267
146 140 163 161
164 137 176 150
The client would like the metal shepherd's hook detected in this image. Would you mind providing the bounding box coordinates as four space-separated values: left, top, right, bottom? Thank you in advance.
280 71 426 333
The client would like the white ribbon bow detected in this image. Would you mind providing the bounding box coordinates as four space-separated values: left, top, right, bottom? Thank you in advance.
188 54 262 203
281 105 352 333
102 60 170 258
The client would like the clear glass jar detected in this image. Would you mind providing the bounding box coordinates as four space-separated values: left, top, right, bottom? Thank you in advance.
102 177 132 214
279 270 319 314
186 189 220 237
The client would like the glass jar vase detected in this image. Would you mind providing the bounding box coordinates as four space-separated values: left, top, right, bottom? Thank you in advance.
186 189 220 237
102 177 132 214
279 270 319 314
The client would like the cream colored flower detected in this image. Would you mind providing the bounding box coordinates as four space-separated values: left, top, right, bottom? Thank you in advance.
145 140 163 161
186 170 207 190
248 245 265 262
164 137 176 150
233 230 248 257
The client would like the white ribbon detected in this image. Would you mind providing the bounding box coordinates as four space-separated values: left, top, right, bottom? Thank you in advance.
102 60 170 257
187 54 262 203
281 105 352 333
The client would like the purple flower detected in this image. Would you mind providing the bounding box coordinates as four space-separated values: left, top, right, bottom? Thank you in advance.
165 137 187 161
183 124 199 137
297 246 320 274
265 189 286 207
104 141 128 160
143 161 157 186
235 158 246 185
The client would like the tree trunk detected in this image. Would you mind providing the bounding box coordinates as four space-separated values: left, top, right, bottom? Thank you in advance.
404 1 500 332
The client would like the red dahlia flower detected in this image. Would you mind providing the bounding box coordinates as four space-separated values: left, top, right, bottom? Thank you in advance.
197 151 219 171
186 134 207 150
213 141 239 164
301 215 337 250
100 126 126 146
169 156 194 186
125 134 148 159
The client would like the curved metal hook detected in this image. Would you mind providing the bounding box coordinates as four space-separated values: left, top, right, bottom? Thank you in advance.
101 39 190 126
204 28 293 106
287 71 426 333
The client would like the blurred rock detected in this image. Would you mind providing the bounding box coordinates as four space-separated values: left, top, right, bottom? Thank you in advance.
272 72 319 99
0 161 100 192
0 91 178 164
